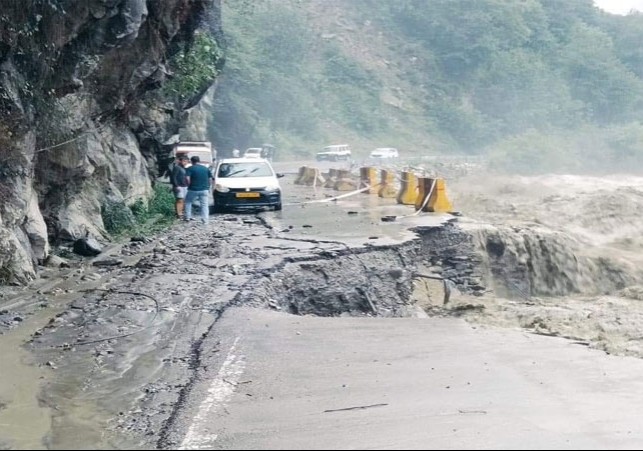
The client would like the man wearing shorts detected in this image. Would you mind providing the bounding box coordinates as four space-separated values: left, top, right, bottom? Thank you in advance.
171 155 189 219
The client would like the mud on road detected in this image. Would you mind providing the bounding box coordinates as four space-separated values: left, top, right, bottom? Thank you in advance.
0 172 464 449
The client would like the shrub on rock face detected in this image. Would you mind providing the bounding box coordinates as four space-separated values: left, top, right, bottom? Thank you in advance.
101 200 136 236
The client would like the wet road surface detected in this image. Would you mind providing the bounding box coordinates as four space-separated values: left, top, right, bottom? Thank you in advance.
169 307 643 450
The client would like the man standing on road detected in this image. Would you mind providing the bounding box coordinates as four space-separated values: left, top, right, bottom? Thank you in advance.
185 155 214 224
171 155 189 219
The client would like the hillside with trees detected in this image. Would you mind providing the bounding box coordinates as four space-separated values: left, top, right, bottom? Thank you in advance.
207 0 643 173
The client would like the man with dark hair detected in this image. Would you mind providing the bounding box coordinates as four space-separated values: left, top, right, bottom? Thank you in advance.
171 155 189 219
184 155 213 224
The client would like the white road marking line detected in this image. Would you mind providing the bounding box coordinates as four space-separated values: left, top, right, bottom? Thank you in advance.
179 337 245 450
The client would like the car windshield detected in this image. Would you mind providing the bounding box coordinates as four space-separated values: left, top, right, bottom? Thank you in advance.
218 162 274 178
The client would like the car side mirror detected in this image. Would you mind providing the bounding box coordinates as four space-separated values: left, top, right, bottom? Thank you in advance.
277 173 285 178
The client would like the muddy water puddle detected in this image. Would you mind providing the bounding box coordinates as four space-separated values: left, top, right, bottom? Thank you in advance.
0 269 138 449
0 307 56 450
0 304 121 450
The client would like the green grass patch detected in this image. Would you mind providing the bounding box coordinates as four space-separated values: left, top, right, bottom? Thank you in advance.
102 184 177 238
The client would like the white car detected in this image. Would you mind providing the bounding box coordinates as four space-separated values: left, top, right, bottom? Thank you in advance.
370 148 399 159
316 144 352 161
213 158 284 212
244 148 263 158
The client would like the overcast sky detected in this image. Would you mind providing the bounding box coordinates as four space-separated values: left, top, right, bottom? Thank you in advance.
595 0 643 14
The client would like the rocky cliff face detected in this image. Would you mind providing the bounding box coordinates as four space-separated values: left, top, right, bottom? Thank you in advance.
0 0 222 284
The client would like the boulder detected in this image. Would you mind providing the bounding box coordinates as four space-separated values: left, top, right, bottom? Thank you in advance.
73 233 103 257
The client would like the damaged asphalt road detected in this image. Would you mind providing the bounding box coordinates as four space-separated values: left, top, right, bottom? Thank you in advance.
7 170 643 449
0 179 453 450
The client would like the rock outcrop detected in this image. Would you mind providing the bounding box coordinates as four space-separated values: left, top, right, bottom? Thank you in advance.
0 0 223 283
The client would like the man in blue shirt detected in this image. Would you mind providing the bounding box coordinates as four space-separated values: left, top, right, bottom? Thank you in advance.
185 156 213 224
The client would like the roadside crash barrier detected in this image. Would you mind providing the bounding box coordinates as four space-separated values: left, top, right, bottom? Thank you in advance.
334 169 358 192
415 177 433 212
295 166 325 187
428 178 453 212
416 177 452 213
359 167 379 194
324 168 340 188
397 171 418 205
378 169 398 199
294 166 307 185
294 165 454 214
311 167 326 188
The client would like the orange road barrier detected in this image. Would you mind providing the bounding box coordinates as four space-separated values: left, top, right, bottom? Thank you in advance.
378 169 398 198
397 171 418 205
360 167 379 194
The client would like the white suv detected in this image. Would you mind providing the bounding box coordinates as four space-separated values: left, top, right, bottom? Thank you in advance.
369 148 399 159
316 144 352 161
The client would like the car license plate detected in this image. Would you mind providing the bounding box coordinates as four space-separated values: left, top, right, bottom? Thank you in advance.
236 192 260 198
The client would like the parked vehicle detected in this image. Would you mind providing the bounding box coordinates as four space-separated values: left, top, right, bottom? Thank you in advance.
173 141 215 168
316 144 352 161
369 148 399 159
169 142 216 212
212 158 284 212
261 143 276 161
244 148 263 158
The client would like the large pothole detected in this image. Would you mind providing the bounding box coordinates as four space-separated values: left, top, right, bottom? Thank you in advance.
234 221 486 318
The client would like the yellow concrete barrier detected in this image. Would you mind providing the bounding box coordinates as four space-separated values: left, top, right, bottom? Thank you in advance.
294 166 308 185
309 167 325 187
415 177 431 212
359 167 378 194
428 178 453 212
324 168 340 188
397 171 418 205
334 169 358 191
415 177 453 212
295 166 325 186
378 169 398 199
